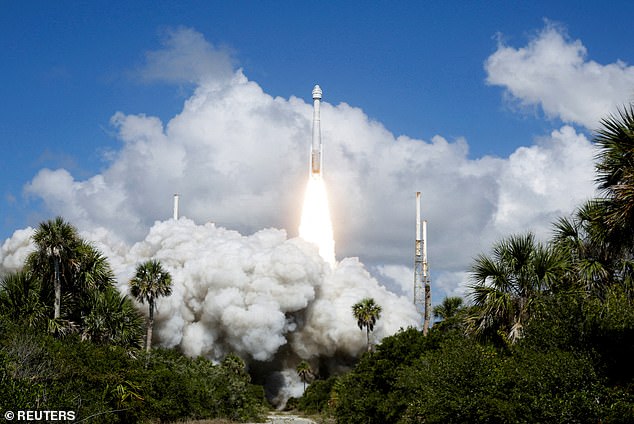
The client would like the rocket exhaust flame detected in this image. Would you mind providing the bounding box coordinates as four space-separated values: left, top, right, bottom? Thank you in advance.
299 174 336 266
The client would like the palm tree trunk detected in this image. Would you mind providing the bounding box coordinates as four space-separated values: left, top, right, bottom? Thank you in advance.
146 297 154 353
423 281 431 336
366 326 371 351
53 257 61 319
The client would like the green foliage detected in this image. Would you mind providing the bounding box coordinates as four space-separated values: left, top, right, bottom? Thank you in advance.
5 218 146 348
352 297 382 351
397 336 508 423
467 233 567 344
333 327 434 423
0 321 265 423
352 298 382 332
595 103 634 239
81 287 144 348
552 200 634 297
399 338 604 423
432 296 468 333
503 348 602 422
330 285 634 423
129 260 173 306
298 376 338 414
0 271 48 329
432 296 464 321
526 286 634 385
0 268 144 349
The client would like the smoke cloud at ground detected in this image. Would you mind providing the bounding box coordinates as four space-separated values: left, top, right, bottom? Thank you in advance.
0 218 420 403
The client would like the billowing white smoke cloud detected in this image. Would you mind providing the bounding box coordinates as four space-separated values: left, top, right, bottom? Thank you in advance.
0 217 420 404
98 218 418 362
18 26 602 308
486 22 634 130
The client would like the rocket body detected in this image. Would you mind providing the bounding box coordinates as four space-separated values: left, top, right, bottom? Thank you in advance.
311 85 323 175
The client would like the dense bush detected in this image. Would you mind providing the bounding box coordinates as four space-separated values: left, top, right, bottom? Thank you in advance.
322 290 634 423
297 376 338 414
331 327 437 423
0 320 265 423
398 339 603 423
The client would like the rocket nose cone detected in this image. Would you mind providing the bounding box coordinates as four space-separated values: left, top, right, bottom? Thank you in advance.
312 85 322 100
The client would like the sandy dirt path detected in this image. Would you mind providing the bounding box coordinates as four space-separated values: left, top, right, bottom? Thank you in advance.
249 414 317 424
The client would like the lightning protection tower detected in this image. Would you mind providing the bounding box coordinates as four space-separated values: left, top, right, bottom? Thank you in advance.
414 192 431 335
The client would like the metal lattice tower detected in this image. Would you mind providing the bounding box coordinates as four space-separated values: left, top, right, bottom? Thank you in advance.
414 193 424 310
414 192 431 335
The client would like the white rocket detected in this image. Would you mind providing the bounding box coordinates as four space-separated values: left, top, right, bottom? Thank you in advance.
310 85 323 175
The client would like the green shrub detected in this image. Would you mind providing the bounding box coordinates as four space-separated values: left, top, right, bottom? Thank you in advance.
0 320 265 423
298 376 338 414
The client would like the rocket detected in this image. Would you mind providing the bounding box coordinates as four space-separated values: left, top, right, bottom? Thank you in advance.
310 85 323 175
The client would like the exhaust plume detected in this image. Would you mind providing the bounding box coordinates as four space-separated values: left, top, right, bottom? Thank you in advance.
77 218 419 403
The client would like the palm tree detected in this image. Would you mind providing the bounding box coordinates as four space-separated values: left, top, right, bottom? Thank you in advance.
222 354 249 379
352 298 382 351
433 296 464 321
29 217 81 319
594 104 634 241
129 260 173 352
467 233 566 344
24 217 143 344
74 241 117 293
432 296 467 334
0 271 47 328
552 200 618 295
71 241 121 324
82 287 144 348
296 360 313 391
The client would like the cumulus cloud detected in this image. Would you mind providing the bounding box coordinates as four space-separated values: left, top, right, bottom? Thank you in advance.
485 22 634 129
0 227 34 273
16 27 600 306
492 125 596 236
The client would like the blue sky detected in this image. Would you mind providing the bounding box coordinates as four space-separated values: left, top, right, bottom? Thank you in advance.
2 1 634 299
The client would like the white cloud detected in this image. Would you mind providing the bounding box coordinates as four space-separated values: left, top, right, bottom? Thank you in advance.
486 22 634 129
0 227 34 274
492 125 596 236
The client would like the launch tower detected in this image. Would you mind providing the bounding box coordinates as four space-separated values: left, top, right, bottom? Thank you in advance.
414 192 431 335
